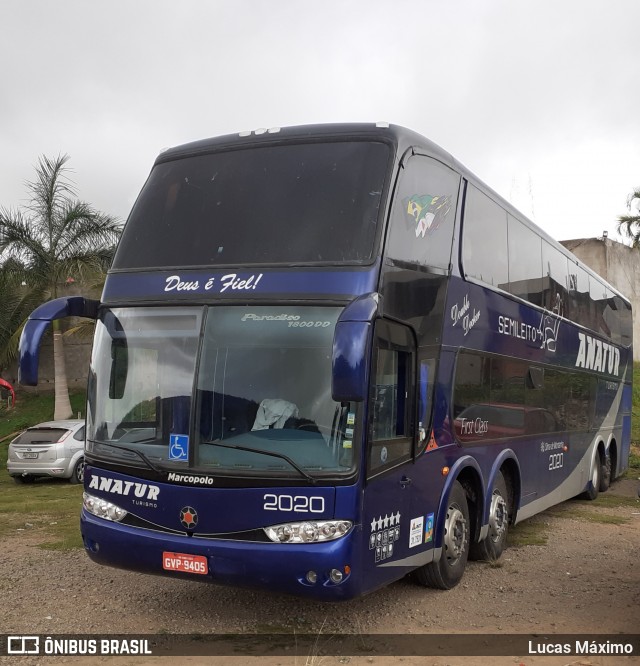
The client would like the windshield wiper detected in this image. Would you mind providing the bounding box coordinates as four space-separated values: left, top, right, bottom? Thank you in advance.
87 439 166 475
205 440 317 484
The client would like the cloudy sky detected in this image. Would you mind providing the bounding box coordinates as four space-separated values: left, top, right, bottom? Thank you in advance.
1 0 639 244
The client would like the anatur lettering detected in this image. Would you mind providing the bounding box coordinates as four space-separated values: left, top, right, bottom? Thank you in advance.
88 474 160 500
575 332 620 376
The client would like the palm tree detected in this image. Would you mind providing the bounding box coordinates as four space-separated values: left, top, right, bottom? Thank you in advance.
0 154 121 419
617 187 640 247
0 260 43 375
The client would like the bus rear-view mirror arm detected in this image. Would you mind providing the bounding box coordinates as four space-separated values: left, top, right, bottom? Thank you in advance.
332 293 379 403
19 296 100 386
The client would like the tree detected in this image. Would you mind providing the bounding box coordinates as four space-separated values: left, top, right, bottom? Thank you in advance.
0 155 121 419
617 187 640 247
0 261 43 376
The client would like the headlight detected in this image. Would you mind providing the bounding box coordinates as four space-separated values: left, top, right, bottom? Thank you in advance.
264 520 352 543
83 492 128 522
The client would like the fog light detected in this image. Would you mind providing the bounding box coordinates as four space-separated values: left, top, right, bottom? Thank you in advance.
306 570 318 584
329 568 343 584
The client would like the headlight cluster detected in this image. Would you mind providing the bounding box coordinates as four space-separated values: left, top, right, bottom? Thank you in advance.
83 492 128 522
264 520 352 543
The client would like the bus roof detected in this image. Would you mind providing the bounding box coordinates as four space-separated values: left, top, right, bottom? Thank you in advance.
152 123 629 306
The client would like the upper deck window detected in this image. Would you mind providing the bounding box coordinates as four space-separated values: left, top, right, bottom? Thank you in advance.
386 155 460 270
113 141 390 269
462 186 509 289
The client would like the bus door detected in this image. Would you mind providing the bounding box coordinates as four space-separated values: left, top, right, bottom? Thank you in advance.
362 320 418 589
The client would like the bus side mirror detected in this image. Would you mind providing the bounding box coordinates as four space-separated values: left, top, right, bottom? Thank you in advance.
19 296 99 386
331 293 379 402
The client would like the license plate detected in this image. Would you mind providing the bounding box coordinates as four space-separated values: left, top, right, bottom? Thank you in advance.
22 452 38 459
162 551 208 575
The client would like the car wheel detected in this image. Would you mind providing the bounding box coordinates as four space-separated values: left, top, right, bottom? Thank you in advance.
70 457 85 485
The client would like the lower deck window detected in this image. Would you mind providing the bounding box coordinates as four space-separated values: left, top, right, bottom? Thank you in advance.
453 351 596 443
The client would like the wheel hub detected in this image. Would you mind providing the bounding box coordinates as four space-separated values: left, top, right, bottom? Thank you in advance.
444 507 467 563
488 493 507 543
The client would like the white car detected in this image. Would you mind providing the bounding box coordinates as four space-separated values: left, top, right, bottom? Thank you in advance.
7 420 86 484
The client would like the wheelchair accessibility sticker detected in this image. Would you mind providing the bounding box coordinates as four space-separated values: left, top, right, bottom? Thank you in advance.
169 434 189 461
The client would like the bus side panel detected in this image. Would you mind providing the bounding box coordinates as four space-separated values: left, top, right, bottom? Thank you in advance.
441 277 631 524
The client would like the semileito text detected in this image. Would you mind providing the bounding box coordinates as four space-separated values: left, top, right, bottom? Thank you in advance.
497 316 539 343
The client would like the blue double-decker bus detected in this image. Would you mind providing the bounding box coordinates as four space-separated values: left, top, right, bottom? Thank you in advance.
19 124 632 599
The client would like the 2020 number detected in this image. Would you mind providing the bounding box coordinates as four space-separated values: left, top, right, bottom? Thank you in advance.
549 452 564 470
263 494 325 513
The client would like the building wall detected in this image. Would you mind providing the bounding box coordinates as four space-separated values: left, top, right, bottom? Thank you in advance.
1 282 98 391
561 237 640 360
2 330 92 391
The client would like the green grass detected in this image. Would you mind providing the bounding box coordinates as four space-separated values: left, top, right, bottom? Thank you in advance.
632 362 640 443
0 390 86 550
508 518 548 547
578 492 640 509
0 462 84 549
547 504 629 525
625 443 640 479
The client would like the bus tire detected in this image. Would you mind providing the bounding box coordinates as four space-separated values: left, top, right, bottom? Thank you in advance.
414 480 469 590
598 450 611 492
582 451 601 501
470 471 509 561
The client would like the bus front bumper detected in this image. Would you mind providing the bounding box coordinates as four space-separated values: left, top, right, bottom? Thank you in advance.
81 510 361 600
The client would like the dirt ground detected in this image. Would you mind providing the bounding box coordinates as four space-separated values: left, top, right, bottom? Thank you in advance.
0 479 638 666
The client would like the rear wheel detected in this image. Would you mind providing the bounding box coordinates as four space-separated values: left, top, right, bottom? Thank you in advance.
470 471 509 561
582 451 601 501
70 457 85 485
414 480 469 590
599 450 611 492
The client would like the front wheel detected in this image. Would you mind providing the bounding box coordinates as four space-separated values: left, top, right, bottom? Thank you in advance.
414 480 470 590
470 471 509 561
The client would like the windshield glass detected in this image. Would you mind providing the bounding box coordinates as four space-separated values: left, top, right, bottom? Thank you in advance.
112 141 389 269
86 306 357 479
86 307 203 467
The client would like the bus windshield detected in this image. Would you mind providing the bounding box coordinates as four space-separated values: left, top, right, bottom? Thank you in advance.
112 140 390 269
86 306 357 480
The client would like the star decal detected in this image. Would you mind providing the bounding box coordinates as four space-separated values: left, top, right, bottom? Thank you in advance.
370 512 402 532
